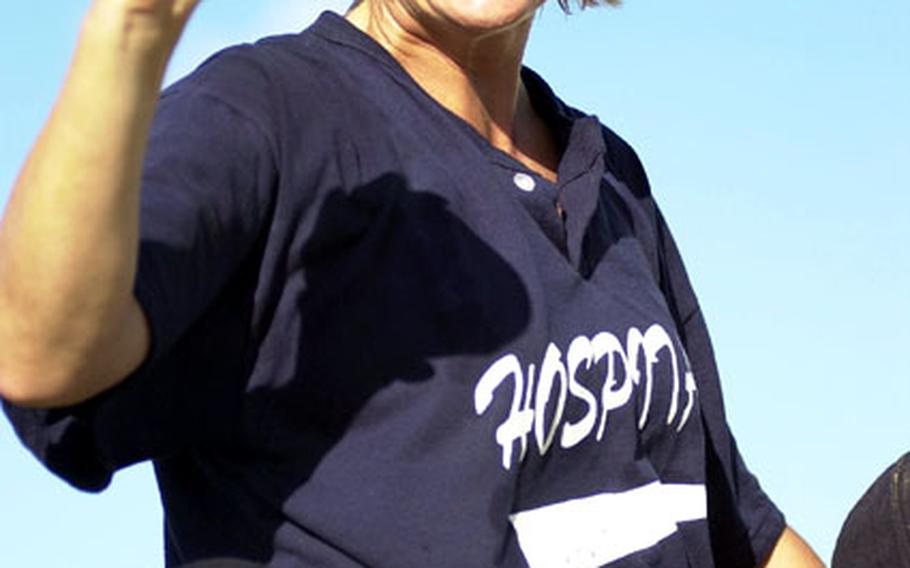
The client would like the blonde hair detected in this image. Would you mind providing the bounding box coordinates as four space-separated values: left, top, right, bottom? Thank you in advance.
558 0 622 11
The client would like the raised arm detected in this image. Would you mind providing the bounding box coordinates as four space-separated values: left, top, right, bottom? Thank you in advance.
0 0 200 408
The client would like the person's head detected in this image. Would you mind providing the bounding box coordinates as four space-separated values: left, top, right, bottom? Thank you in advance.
347 0 620 35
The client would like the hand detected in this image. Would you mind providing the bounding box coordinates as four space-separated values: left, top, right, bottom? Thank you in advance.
85 0 203 57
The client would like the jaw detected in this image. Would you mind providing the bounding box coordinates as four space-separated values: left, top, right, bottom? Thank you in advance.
348 0 537 69
359 0 543 40
422 0 544 34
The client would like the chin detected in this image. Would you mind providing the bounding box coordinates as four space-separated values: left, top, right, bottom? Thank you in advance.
428 0 544 32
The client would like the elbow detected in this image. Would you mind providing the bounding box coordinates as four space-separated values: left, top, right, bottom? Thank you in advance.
0 301 147 409
0 360 94 409
0 313 87 408
0 319 119 409
0 378 49 408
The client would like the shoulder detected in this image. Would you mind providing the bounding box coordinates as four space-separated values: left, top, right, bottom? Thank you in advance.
159 29 346 132
165 27 334 95
537 76 652 200
599 123 653 200
150 28 363 175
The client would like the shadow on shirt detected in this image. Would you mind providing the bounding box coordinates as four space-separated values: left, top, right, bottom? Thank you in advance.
153 173 534 565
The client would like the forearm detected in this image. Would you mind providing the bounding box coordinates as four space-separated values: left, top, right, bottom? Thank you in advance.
0 4 191 406
761 526 826 568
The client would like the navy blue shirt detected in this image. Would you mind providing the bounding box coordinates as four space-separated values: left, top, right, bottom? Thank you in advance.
5 12 784 568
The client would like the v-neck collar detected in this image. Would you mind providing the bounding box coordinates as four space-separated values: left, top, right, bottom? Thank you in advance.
310 11 610 275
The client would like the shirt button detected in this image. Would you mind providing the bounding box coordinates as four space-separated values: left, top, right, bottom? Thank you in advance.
513 172 536 192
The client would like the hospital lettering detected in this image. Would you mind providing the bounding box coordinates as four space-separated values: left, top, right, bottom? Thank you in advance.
473 324 698 470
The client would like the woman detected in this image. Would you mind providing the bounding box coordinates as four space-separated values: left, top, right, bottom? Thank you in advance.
0 0 824 566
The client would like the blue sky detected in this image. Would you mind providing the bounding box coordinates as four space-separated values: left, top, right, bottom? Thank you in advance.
1 1 908 566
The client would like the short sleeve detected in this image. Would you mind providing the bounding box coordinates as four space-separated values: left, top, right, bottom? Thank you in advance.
654 207 787 566
3 47 278 491
601 122 786 564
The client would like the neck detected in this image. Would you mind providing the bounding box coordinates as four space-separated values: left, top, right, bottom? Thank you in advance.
345 2 559 180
